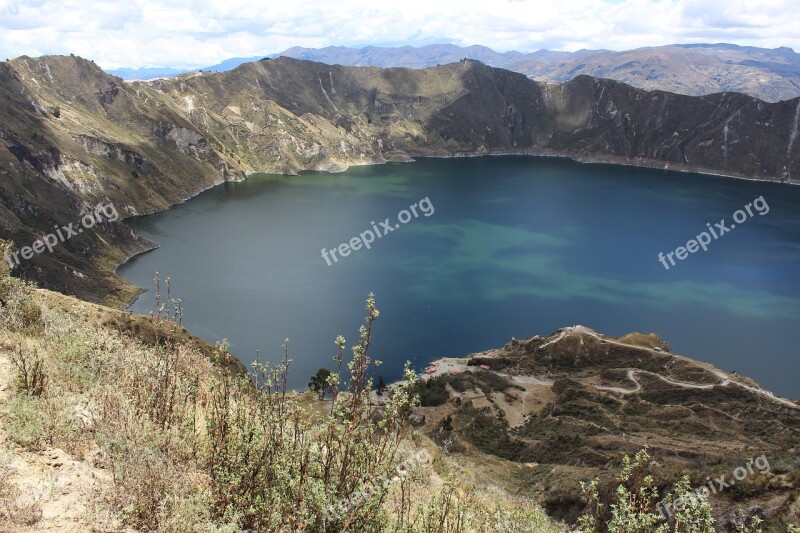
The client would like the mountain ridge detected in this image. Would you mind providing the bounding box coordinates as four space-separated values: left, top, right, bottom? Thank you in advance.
104 43 800 102
1 54 799 304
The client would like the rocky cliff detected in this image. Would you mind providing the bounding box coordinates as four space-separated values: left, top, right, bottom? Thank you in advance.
1 54 799 303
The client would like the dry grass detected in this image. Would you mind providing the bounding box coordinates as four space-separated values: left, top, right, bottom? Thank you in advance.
0 461 43 529
0 272 562 532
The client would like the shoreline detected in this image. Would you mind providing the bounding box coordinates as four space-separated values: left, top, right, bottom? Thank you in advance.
114 148 798 310
408 147 797 186
110 150 798 373
113 241 160 309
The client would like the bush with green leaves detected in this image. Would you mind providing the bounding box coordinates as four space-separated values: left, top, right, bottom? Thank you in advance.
577 447 800 533
579 447 715 532
205 293 420 532
0 240 43 333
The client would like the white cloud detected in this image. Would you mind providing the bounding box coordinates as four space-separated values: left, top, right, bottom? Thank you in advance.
0 0 798 68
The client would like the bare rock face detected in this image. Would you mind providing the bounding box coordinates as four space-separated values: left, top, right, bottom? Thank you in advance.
0 54 798 302
163 125 210 153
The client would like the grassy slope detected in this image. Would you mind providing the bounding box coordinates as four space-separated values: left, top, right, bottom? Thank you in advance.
0 259 797 530
0 272 561 532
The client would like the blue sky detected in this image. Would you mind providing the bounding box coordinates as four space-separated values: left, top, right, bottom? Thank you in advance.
0 0 798 69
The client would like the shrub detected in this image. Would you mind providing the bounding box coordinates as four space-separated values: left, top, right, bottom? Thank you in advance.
386 479 557 533
0 276 43 332
9 345 46 396
414 376 449 406
5 395 44 448
0 241 43 333
204 293 420 531
103 423 195 531
578 448 715 533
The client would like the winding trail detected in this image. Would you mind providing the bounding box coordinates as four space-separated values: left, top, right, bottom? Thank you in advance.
553 326 800 410
594 367 798 409
419 325 799 410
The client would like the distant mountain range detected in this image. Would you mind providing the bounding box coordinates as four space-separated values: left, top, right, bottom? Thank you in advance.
106 56 264 80
273 44 528 69
106 43 800 102
509 43 800 103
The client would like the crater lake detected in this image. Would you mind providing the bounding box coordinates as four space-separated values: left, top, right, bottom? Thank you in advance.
118 157 800 398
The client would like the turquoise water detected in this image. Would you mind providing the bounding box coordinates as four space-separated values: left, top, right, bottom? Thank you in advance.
118 157 800 398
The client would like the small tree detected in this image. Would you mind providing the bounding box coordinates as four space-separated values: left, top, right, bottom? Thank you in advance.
308 367 332 400
376 375 386 395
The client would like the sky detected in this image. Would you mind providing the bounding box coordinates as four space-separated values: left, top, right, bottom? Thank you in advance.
0 0 798 69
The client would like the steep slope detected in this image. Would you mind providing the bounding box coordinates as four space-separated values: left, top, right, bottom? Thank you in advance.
0 56 245 304
144 57 800 181
1 54 799 304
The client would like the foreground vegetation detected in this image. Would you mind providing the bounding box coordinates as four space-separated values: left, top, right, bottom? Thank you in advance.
0 242 796 531
0 246 559 531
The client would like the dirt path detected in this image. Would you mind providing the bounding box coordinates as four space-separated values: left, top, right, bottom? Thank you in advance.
420 327 799 411
574 328 800 410
593 369 643 394
0 349 117 532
